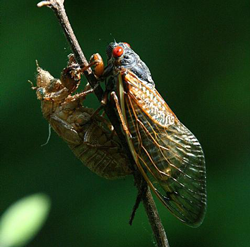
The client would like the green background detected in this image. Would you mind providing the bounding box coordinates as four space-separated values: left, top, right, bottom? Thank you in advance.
1 0 250 246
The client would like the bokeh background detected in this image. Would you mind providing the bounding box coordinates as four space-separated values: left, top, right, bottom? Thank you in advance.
1 0 250 246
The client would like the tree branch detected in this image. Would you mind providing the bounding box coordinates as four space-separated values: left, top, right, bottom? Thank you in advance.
37 1 170 246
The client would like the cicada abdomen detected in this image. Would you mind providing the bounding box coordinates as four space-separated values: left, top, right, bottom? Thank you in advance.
34 56 132 179
103 42 206 226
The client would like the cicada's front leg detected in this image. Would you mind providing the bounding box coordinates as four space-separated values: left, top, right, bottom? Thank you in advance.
79 53 108 116
89 53 105 78
62 85 94 106
59 54 94 106
60 53 83 94
80 53 105 79
63 53 105 108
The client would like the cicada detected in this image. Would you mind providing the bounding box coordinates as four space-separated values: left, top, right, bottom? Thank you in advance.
33 55 132 179
92 42 206 227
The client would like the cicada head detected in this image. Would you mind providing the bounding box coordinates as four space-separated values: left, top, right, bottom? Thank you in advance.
105 42 154 86
36 65 67 101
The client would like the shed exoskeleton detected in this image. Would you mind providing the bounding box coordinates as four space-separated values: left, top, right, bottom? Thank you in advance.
34 55 132 179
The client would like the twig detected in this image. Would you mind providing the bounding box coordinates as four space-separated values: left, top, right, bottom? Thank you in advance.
37 1 170 246
143 187 169 246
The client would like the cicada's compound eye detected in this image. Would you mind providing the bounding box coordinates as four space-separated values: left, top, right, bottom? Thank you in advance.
112 46 124 58
36 87 46 100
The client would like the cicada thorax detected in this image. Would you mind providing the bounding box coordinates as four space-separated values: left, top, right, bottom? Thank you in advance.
105 42 206 226
35 60 132 179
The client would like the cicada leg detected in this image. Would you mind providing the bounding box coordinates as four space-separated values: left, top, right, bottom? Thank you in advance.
63 87 94 105
129 177 147 225
60 53 86 94
60 55 116 138
88 105 115 136
110 91 132 138
81 53 104 79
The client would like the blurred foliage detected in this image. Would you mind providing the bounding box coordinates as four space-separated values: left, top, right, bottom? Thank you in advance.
1 0 249 247
0 194 50 247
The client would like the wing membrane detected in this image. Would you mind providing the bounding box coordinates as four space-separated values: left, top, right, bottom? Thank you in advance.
123 72 206 227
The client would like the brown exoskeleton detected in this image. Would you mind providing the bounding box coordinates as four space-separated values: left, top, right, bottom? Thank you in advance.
33 54 132 179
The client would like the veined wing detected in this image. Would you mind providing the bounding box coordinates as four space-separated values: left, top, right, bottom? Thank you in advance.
122 71 206 227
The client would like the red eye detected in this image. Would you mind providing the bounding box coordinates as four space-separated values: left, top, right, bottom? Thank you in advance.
123 42 131 48
112 46 124 58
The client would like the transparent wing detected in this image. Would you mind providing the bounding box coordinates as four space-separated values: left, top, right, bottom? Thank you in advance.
123 73 206 227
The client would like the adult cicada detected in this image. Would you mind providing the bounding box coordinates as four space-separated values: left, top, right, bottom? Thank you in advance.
33 55 132 179
92 42 206 227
